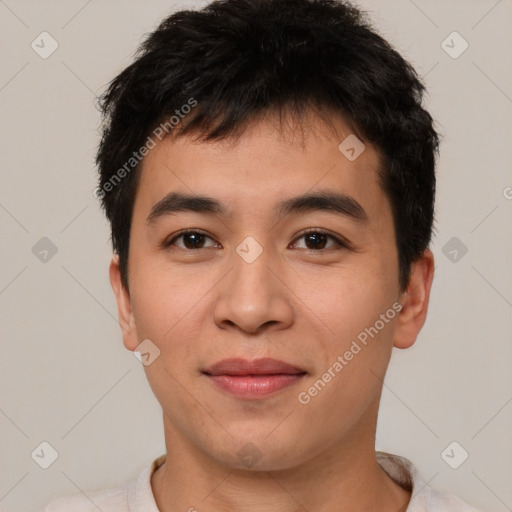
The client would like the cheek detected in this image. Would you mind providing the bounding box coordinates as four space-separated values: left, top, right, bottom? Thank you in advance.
294 276 398 435
296 260 399 406
297 259 397 339
129 247 214 339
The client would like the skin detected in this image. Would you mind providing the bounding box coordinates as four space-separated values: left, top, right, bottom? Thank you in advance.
110 110 434 512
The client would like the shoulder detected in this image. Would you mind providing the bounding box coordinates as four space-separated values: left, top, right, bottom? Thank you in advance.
42 455 165 512
42 484 129 512
376 451 481 512
411 481 480 512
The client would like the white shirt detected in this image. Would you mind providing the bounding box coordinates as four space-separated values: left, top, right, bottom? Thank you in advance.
43 452 479 511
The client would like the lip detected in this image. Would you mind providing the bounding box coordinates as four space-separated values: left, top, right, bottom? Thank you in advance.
204 357 305 376
203 358 307 399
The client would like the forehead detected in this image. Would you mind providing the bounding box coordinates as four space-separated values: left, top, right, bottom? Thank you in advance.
133 111 390 228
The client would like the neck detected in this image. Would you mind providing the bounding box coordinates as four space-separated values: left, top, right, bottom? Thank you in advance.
151 405 411 512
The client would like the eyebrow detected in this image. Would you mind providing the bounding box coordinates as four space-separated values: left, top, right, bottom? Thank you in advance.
146 190 368 225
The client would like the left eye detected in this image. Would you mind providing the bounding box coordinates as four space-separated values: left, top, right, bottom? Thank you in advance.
292 230 346 250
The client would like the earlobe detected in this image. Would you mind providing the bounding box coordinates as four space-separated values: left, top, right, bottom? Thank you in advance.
109 255 139 351
393 249 435 350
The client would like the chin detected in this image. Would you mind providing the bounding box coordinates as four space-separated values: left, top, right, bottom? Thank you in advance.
205 431 309 472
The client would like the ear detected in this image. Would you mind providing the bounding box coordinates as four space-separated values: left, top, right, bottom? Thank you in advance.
109 254 139 351
393 249 435 350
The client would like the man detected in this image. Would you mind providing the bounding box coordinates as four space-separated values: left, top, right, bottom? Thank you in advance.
45 0 479 510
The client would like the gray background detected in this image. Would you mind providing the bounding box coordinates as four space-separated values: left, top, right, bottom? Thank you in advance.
0 0 511 511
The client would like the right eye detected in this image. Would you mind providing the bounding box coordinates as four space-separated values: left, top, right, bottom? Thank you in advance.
163 230 220 250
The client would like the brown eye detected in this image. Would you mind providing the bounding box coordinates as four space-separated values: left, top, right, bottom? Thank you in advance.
165 230 218 250
292 229 348 251
304 232 328 249
181 232 206 249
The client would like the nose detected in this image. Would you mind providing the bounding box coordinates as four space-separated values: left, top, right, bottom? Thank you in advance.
212 244 295 335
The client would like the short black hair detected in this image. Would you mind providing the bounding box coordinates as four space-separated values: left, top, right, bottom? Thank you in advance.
96 0 440 292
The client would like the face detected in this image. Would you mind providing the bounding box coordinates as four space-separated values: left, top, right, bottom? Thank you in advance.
110 111 433 471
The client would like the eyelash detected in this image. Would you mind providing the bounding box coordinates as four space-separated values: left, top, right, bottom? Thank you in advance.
162 228 350 251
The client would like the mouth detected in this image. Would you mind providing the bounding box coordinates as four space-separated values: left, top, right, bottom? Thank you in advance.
202 358 307 399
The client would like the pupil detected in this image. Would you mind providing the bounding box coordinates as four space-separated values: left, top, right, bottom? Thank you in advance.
184 233 204 249
306 233 326 249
